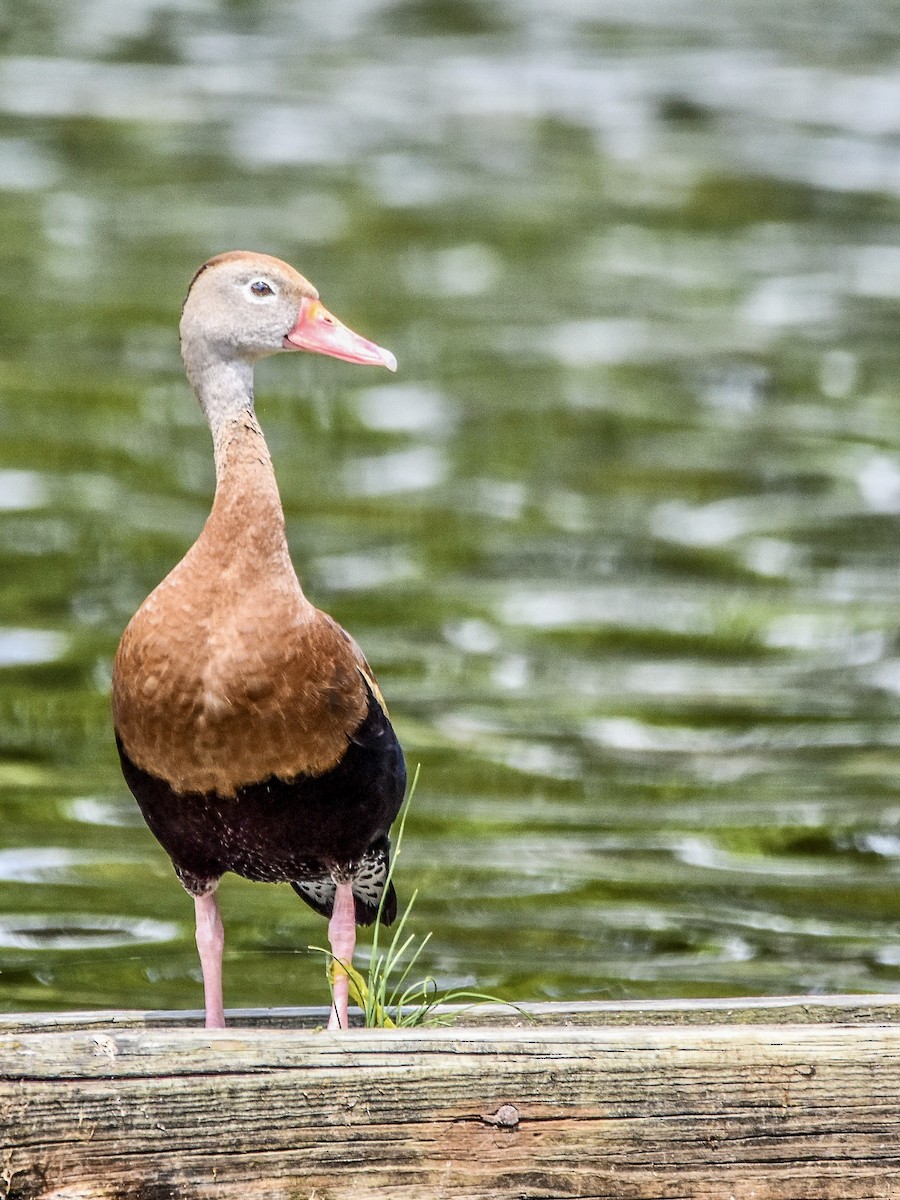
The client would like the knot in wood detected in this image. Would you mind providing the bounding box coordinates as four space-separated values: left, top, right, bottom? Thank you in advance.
484 1103 520 1129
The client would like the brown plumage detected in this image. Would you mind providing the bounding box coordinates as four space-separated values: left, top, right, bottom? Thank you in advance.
114 420 368 794
112 252 405 1030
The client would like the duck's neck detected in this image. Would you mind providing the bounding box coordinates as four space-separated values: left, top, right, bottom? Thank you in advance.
186 351 293 569
184 353 257 475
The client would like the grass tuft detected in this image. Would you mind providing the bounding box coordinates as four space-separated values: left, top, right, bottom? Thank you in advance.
311 765 517 1028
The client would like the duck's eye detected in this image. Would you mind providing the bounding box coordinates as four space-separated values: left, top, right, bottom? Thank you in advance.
249 280 274 297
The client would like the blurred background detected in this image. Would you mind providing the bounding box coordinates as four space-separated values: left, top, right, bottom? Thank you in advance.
3 0 900 1013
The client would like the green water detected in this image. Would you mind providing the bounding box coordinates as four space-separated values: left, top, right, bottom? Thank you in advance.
3 0 900 1014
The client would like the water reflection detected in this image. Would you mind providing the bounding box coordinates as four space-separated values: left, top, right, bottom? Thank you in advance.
0 848 145 885
65 796 148 828
0 629 68 667
0 913 178 951
0 471 48 511
2 0 900 1013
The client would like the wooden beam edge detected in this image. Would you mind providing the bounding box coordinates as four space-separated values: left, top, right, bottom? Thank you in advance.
3 992 900 1033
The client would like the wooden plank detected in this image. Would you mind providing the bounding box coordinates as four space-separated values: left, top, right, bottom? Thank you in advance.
4 991 900 1031
2 1000 900 1198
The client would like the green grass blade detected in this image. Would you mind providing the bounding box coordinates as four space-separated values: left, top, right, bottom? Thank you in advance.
312 765 519 1030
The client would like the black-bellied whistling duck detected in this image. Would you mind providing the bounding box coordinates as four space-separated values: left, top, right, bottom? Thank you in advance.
112 252 406 1031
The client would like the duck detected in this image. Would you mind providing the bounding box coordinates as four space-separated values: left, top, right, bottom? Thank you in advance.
112 251 406 1031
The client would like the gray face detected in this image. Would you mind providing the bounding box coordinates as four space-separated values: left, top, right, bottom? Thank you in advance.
180 255 317 362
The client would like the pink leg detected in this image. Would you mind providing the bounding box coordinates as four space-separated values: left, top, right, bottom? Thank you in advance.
327 882 357 1031
194 891 225 1029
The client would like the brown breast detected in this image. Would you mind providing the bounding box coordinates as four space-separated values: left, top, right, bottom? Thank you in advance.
112 423 368 797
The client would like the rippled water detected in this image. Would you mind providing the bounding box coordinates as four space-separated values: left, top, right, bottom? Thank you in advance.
2 0 900 1014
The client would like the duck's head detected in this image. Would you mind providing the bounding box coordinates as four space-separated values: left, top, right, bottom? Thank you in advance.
180 251 397 372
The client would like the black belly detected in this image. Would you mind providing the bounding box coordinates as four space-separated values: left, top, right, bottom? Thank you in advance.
116 688 406 924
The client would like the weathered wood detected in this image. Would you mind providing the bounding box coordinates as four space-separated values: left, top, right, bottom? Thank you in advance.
2 997 900 1199
5 991 900 1032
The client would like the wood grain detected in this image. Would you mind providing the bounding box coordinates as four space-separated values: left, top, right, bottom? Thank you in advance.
2 999 900 1199
5 992 900 1031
